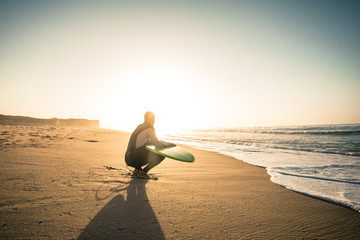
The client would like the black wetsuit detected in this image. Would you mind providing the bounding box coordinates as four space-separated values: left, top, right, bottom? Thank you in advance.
125 123 165 172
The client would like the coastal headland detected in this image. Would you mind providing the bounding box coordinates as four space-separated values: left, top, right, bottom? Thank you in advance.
0 114 99 128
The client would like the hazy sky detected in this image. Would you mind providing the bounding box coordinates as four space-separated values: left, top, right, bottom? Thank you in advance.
1 0 359 132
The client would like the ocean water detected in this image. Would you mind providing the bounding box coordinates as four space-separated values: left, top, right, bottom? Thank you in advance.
163 124 360 213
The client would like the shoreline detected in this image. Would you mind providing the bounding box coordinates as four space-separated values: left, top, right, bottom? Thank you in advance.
167 137 360 214
1 125 359 239
196 147 360 214
184 146 360 214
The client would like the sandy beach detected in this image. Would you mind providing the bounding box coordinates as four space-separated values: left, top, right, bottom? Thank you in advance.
0 124 359 239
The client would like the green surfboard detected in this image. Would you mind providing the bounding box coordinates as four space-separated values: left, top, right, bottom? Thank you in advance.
146 145 195 163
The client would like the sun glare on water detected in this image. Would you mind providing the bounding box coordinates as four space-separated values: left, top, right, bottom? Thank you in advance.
102 65 206 135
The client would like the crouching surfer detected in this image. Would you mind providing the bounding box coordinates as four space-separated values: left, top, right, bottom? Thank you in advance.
125 111 175 179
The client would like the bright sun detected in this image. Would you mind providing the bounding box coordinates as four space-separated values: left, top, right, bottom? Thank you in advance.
102 64 206 135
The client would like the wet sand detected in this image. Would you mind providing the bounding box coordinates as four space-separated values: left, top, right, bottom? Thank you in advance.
0 124 359 239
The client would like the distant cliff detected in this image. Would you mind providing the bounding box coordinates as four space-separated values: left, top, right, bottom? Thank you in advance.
0 114 99 128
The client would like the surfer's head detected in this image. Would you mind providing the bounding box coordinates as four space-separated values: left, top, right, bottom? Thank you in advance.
144 111 155 125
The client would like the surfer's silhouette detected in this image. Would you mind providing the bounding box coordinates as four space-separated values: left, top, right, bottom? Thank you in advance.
125 111 174 178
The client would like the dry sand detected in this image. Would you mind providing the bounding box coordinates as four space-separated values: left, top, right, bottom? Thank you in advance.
0 124 359 239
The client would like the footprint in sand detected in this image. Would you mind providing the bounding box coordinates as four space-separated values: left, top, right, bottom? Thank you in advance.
0 139 9 144
28 133 40 137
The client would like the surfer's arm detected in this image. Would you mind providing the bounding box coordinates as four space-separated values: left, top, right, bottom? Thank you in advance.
147 129 175 148
145 129 167 148
159 141 176 147
136 129 176 148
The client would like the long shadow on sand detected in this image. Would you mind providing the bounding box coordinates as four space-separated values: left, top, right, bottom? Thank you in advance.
77 178 165 240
